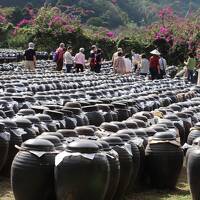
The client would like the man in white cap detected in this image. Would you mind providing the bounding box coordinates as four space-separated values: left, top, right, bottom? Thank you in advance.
149 49 161 80
24 42 36 71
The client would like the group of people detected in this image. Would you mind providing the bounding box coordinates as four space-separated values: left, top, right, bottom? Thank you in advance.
54 43 103 73
112 48 167 79
23 42 198 84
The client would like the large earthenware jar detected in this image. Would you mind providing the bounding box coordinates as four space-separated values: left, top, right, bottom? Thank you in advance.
0 120 23 177
0 123 10 171
82 105 105 126
102 136 133 200
11 139 56 200
186 140 200 200
55 140 109 200
145 131 183 189
98 140 120 200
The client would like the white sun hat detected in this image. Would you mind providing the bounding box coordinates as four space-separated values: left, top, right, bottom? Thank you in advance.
150 49 160 55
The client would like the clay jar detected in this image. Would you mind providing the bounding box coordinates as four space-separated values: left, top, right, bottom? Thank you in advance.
11 139 57 200
187 123 200 145
186 140 200 200
145 131 183 189
98 140 120 200
0 123 10 171
102 136 133 200
82 105 105 127
55 139 109 200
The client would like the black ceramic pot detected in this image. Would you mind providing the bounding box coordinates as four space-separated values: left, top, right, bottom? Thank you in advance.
0 123 10 171
145 131 183 189
82 105 105 127
98 140 120 200
14 118 37 142
186 141 200 200
55 139 109 200
11 139 57 200
102 136 133 200
0 120 23 177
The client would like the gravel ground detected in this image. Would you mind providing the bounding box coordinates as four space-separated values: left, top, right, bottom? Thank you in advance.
0 167 191 200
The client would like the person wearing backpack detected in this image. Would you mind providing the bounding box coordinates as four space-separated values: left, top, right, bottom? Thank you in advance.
159 55 167 79
55 43 65 71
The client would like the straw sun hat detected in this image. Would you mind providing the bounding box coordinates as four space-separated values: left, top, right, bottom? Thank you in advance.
150 49 161 56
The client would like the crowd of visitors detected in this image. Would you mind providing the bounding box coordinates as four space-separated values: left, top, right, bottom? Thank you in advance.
23 42 198 84
53 43 103 73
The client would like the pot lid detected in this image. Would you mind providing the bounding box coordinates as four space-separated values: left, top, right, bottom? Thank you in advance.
112 133 131 142
100 122 119 133
0 119 17 129
158 119 175 129
82 105 99 112
18 109 36 116
75 127 95 136
117 129 137 138
25 116 40 124
37 135 62 147
102 136 124 146
57 129 78 138
152 131 176 141
21 138 55 152
14 118 32 128
36 114 52 122
41 132 64 141
111 122 127 130
67 139 99 153
124 121 138 129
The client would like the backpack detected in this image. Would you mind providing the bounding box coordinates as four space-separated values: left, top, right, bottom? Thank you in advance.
53 51 58 62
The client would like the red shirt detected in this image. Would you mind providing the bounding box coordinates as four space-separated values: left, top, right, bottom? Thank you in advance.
149 55 159 69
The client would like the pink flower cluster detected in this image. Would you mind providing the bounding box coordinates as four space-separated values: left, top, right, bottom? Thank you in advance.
16 19 32 28
48 15 76 33
158 6 174 18
48 15 67 27
0 15 6 23
155 26 173 43
106 31 114 38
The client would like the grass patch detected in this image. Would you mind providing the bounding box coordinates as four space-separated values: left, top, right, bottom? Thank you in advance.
0 167 191 200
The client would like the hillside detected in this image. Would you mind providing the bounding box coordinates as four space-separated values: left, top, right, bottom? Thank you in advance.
0 0 200 28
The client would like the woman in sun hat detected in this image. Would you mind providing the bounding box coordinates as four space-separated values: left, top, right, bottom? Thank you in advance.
149 49 161 80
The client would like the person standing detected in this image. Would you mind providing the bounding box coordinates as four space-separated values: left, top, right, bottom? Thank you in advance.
63 46 74 73
95 48 103 73
55 43 65 71
123 54 132 74
113 52 126 75
184 52 197 83
140 54 149 76
131 50 141 72
159 55 167 79
149 49 161 80
89 45 97 72
112 48 123 64
24 42 36 71
74 48 85 73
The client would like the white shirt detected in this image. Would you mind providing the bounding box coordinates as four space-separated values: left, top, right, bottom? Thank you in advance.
159 57 167 70
64 51 74 65
124 57 132 73
132 53 140 65
140 58 150 74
